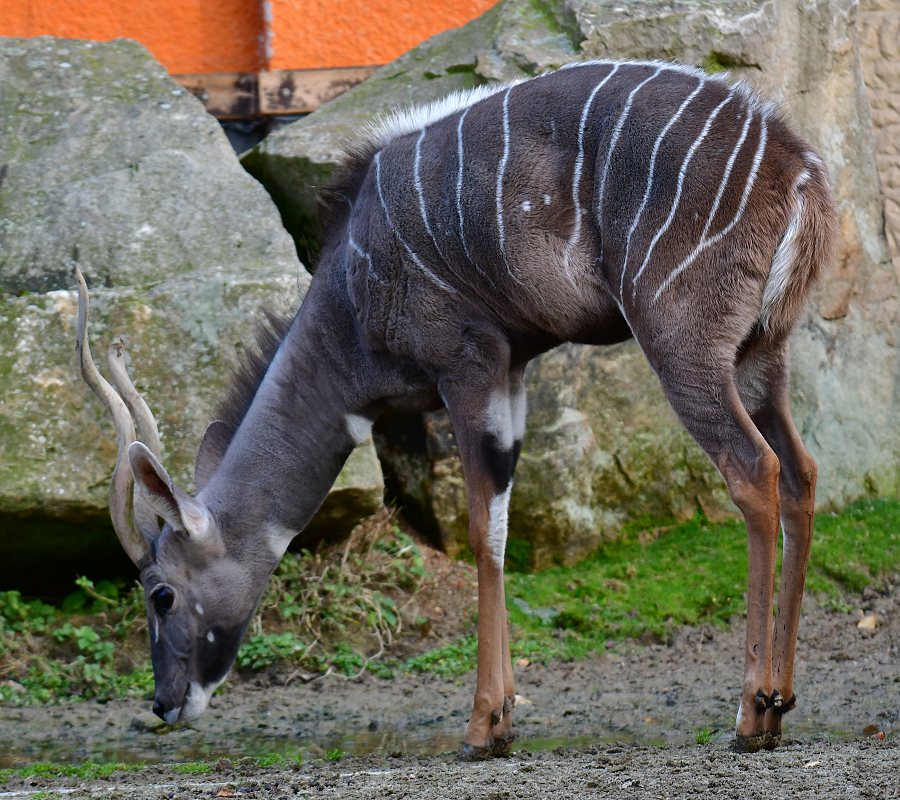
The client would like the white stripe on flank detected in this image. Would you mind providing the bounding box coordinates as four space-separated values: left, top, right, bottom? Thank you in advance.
631 90 736 289
619 77 706 298
651 113 769 304
414 128 436 242
374 151 458 296
760 170 808 329
565 62 620 279
488 484 513 568
496 86 513 263
699 107 754 242
596 67 664 260
348 230 385 285
456 106 474 263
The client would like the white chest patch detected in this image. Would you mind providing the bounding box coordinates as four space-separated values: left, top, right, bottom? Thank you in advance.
345 413 373 444
266 523 298 560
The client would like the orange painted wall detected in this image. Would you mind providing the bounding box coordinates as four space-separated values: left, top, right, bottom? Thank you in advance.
0 0 496 73
267 0 496 70
2 0 265 73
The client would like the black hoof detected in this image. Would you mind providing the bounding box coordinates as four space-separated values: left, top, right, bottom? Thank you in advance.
459 743 494 762
734 732 768 753
491 733 516 758
735 731 781 753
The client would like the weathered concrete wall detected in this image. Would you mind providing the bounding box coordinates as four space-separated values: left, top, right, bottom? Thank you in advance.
246 0 899 566
858 0 900 271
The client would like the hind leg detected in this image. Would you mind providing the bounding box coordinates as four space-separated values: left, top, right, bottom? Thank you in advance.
637 331 782 752
738 342 817 745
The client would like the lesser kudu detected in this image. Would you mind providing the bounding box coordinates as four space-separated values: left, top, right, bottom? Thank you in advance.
76 60 837 756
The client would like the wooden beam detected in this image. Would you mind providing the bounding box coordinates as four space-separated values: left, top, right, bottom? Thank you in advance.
175 72 259 119
174 66 378 119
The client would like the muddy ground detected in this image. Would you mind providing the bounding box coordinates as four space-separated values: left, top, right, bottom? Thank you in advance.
1 584 897 798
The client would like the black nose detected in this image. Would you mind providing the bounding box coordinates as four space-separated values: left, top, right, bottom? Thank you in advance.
152 700 167 721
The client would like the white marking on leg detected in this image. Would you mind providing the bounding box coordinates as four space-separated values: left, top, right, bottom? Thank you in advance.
485 389 514 451
522 200 532 212
543 193 551 205
375 151 458 296
596 67 664 262
510 384 527 443
619 77 706 297
488 485 513 569
496 86 513 265
631 90 736 288
346 413 373 444
651 113 769 303
456 106 474 263
566 62 620 278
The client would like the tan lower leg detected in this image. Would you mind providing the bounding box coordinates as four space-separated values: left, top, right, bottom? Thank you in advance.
465 556 509 750
727 451 781 748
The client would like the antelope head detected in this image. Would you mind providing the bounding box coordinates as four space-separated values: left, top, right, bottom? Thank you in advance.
74 269 260 724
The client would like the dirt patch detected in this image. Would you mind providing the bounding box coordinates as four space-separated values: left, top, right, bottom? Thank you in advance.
1 582 897 794
6 741 899 799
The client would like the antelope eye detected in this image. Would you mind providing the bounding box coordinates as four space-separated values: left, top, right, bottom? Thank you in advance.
151 586 175 615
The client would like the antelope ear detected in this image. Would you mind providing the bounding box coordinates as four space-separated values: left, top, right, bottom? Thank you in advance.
128 442 213 542
194 419 233 491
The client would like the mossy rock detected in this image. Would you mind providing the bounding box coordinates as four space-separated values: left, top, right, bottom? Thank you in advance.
0 38 385 586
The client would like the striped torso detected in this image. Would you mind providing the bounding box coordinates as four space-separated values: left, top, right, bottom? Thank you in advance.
344 61 803 345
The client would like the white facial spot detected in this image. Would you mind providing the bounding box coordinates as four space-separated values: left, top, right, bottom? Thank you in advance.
488 485 512 568
206 630 215 643
345 413 373 444
154 617 160 644
522 200 532 212
543 193 551 205
195 603 204 616
485 390 514 451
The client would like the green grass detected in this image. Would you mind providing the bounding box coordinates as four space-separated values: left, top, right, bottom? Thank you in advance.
1 499 895 701
403 497 898 677
0 517 425 706
0 755 302 785
0 760 145 783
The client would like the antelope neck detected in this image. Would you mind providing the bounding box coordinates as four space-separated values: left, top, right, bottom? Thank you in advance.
199 275 362 546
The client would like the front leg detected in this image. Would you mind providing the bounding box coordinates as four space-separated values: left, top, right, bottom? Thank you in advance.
441 373 523 759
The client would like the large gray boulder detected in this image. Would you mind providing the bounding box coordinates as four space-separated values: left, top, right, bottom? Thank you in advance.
243 1 898 567
0 37 383 586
